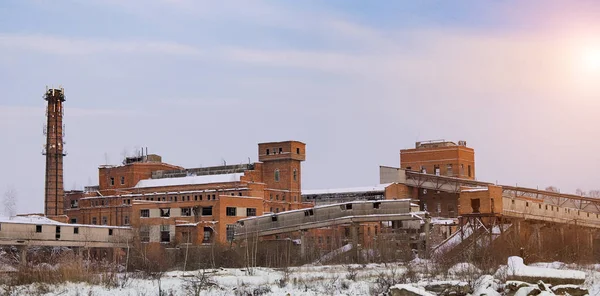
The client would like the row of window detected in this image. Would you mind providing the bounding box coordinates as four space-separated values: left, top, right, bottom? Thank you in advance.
89 216 130 225
140 206 214 218
406 164 472 177
0 224 115 236
265 147 301 155
268 193 298 202
89 192 247 208
109 176 125 186
519 200 600 218
273 169 298 182
140 226 214 244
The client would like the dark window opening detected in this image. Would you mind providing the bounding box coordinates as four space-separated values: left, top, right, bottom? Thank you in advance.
102 216 108 225
274 170 280 182
226 207 237 216
110 177 114 186
304 209 314 216
108 229 113 236
36 225 42 233
373 202 381 209
141 209 150 217
434 165 440 176
56 226 61 234
471 199 481 213
406 166 411 170
246 208 257 216
202 207 213 216
70 218 77 224
160 225 170 243
91 217 97 225
181 207 192 216
73 227 79 234
160 208 170 217
120 176 125 185
279 147 283 154
124 215 130 225
296 148 300 154
346 204 353 210
293 169 297 181
271 215 278 222
266 149 270 155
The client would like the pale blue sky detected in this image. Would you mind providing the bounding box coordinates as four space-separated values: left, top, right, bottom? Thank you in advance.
1 1 600 214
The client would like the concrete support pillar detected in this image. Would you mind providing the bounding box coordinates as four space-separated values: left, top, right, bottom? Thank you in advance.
422 216 431 259
534 225 542 251
18 246 28 267
300 231 307 260
351 222 360 263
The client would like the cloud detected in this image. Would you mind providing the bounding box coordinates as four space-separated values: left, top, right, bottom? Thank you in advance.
0 34 202 56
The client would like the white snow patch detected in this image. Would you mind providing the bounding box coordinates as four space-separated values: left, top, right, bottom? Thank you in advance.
506 256 586 281
390 284 436 296
302 184 391 195
135 173 244 188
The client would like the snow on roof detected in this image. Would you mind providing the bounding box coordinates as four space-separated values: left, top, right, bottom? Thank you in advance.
302 184 392 195
461 187 488 193
431 218 458 225
135 173 244 188
0 215 129 229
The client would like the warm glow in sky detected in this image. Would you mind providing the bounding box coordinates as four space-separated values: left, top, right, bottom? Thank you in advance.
1 0 600 214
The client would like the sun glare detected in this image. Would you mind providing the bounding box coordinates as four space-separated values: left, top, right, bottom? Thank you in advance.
580 47 600 73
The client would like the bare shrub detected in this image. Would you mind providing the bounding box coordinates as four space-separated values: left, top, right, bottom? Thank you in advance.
369 264 403 295
345 265 359 281
183 269 218 296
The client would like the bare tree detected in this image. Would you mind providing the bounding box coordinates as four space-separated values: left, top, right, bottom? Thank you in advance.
3 186 17 218
545 186 559 193
576 188 587 197
588 190 600 198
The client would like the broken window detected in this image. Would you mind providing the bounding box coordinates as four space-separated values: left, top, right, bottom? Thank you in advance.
293 169 297 181
160 225 170 243
110 177 114 186
70 218 77 224
373 202 381 209
36 225 42 233
120 176 125 185
102 216 108 225
226 207 237 216
91 217 97 225
202 207 213 216
203 227 212 243
266 148 270 155
124 215 130 225
73 227 79 234
140 209 150 217
226 224 235 242
140 226 150 243
246 208 257 216
181 207 192 216
160 208 170 217
108 229 113 236
304 209 314 216
70 200 78 208
434 165 440 176
278 147 283 154
296 148 300 154
274 170 280 182
271 215 278 222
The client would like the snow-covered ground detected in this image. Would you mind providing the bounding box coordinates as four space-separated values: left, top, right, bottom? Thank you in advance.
2 257 600 295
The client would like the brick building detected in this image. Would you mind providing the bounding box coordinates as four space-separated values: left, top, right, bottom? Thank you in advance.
400 140 475 179
64 140 312 245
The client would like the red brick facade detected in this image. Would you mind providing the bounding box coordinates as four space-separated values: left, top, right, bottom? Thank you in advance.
400 140 475 180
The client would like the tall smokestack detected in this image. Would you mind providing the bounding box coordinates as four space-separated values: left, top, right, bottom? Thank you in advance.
43 87 66 217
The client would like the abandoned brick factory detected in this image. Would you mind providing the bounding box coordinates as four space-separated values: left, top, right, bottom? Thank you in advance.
2 87 600 265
